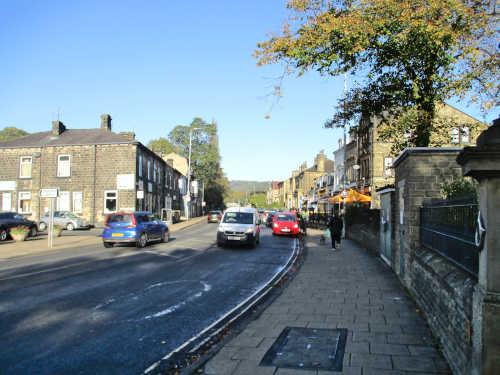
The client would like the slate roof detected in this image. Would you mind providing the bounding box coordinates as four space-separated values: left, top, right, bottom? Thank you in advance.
0 129 137 149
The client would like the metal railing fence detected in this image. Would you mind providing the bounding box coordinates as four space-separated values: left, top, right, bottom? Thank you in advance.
420 199 479 276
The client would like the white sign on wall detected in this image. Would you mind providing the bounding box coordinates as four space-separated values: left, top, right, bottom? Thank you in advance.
117 174 135 190
0 181 16 191
40 188 59 198
137 190 144 199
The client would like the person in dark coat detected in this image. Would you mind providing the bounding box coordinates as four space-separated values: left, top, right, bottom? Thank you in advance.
328 214 343 249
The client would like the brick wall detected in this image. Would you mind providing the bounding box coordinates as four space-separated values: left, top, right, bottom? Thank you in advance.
393 148 476 375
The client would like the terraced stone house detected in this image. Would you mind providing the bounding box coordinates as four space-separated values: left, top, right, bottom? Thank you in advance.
0 114 185 226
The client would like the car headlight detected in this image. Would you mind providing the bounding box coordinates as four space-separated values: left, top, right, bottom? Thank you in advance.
273 223 278 228
217 226 225 232
245 228 254 234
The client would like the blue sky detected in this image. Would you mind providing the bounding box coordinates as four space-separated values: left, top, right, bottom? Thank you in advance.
0 1 494 181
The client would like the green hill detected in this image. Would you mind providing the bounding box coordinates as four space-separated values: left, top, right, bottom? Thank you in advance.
229 180 270 193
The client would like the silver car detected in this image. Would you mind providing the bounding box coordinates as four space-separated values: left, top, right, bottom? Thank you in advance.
39 211 90 231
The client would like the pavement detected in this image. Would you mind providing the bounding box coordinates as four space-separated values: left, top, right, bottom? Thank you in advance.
202 229 451 375
0 216 207 260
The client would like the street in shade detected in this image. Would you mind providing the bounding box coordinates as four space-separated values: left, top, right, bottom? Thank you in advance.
0 222 296 375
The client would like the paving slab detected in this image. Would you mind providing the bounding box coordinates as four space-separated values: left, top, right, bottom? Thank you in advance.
202 231 451 374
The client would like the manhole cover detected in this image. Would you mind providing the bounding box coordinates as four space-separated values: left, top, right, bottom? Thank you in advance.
260 327 347 371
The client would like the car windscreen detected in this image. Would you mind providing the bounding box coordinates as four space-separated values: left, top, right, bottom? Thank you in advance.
108 214 132 224
222 212 254 224
209 211 220 215
275 214 295 222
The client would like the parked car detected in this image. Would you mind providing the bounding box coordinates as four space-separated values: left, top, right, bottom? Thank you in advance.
102 211 169 248
272 212 300 237
207 210 223 223
39 211 90 231
0 212 38 241
216 207 260 248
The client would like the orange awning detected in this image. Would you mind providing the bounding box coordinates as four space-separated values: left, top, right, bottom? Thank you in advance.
328 189 371 204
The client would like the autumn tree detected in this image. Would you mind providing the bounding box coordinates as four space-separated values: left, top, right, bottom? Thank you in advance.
255 0 497 147
0 127 29 142
147 137 175 156
150 118 229 209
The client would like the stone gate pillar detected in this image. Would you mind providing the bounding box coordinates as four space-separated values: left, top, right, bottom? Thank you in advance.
457 118 500 375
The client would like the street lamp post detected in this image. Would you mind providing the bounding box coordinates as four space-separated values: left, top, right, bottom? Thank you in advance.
186 127 201 221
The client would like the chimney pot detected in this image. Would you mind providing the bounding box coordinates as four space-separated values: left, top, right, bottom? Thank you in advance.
100 114 112 131
51 120 66 136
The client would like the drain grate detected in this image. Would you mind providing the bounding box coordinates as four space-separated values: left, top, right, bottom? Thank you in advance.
260 327 347 371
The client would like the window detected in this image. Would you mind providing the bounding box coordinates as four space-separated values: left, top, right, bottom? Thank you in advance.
153 160 157 182
451 128 460 144
138 155 143 177
73 192 83 213
384 157 393 177
18 191 32 214
461 127 470 143
57 155 71 177
104 191 117 213
19 156 32 178
57 191 71 211
147 160 151 180
1 192 12 211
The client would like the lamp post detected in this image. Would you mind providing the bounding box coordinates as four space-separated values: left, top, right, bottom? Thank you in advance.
186 127 201 220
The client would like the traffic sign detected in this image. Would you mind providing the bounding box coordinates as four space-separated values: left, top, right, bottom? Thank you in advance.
40 188 59 198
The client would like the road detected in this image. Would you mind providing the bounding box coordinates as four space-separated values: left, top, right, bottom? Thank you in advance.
0 222 296 375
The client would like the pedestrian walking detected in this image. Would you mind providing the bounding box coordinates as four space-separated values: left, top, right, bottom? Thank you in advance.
327 214 343 250
298 212 307 236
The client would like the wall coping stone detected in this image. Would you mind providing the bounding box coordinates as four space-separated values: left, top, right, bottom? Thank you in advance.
393 147 463 168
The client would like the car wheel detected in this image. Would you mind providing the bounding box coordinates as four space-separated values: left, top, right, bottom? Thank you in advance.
103 242 114 248
161 230 169 243
217 241 224 248
136 233 147 248
29 226 37 238
250 237 257 249
39 222 47 231
0 229 7 241
66 223 75 231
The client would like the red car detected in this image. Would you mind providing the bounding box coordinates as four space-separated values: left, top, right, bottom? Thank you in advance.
207 210 222 223
272 212 300 237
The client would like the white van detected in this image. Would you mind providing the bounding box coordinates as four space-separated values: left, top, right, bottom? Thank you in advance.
217 207 261 248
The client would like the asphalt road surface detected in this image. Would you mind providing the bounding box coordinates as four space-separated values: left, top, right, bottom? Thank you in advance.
0 223 296 375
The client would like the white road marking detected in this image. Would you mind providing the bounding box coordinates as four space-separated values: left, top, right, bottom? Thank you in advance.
143 281 212 320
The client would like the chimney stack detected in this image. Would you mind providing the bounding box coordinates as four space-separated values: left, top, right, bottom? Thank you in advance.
119 132 135 141
51 120 66 136
100 114 112 131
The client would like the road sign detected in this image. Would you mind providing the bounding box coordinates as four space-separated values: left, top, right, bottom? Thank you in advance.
40 188 59 198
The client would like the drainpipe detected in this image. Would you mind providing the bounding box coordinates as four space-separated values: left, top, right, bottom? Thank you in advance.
92 144 97 226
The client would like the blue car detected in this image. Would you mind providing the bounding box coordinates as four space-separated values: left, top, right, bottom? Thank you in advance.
102 212 169 248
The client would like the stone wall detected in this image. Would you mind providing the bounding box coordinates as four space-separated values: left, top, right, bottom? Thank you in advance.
345 206 380 253
393 148 477 375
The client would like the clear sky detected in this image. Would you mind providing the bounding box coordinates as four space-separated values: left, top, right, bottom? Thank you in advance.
0 1 494 181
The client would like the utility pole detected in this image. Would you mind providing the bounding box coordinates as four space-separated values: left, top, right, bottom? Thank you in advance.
186 127 201 221
342 73 348 238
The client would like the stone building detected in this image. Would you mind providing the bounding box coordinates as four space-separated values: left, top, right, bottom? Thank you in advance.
290 151 334 210
354 104 486 207
0 114 183 226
